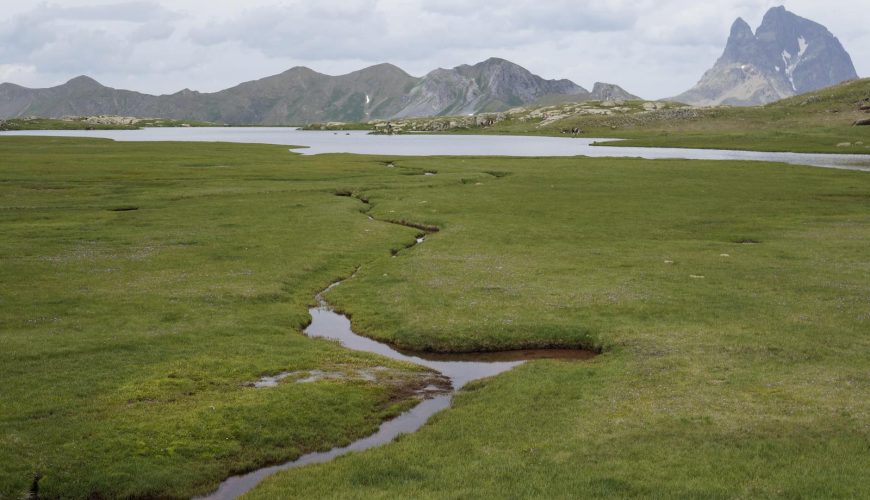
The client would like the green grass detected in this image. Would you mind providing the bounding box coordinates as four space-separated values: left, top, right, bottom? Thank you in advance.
247 157 870 497
1 137 869 498
0 138 445 498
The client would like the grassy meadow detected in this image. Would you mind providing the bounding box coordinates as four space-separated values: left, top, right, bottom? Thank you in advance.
0 138 444 498
1 136 868 498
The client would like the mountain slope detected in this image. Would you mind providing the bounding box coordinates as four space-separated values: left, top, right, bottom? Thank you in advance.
174 64 421 124
0 76 162 118
0 58 615 124
394 58 588 118
674 6 858 106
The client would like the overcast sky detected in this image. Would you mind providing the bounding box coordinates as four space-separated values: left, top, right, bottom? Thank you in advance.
0 0 866 99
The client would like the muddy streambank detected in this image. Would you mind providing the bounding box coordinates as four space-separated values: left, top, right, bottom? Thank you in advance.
198 194 596 500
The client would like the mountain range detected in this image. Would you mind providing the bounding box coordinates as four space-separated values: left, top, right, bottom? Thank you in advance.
0 58 638 125
0 6 859 121
674 6 858 106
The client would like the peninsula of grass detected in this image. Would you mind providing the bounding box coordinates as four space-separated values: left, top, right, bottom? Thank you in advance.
1 137 868 498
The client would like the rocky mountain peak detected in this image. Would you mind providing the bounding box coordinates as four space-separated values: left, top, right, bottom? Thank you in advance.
674 7 857 106
760 5 789 25
476 57 514 68
455 58 532 82
390 58 590 119
354 63 412 77
65 75 103 90
729 17 753 40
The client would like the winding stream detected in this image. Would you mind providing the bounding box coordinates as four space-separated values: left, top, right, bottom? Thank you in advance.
198 210 595 499
200 285 593 499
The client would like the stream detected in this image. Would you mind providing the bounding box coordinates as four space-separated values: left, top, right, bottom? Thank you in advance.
198 222 594 499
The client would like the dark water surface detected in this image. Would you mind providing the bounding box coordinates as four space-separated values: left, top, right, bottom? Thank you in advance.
3 127 870 171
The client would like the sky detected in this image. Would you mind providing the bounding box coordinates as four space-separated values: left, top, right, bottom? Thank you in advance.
0 0 866 100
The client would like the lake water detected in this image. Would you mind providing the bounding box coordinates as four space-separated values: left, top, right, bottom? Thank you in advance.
3 127 870 171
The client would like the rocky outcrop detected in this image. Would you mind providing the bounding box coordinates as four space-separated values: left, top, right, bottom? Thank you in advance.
673 6 858 106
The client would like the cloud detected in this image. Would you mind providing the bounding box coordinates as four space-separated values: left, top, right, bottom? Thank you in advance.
36 1 173 22
131 20 176 42
189 2 391 60
186 0 643 63
0 0 864 99
0 2 180 68
416 0 637 32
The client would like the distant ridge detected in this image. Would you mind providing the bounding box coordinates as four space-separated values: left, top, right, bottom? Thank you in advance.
0 58 641 125
673 6 858 106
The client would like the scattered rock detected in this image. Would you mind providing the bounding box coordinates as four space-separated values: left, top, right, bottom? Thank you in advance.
720 254 731 258
853 118 870 126
837 142 852 147
690 275 705 279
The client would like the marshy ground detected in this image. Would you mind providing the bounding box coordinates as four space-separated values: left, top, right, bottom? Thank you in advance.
1 136 868 498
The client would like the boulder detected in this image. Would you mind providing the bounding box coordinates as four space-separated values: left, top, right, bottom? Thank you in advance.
854 119 870 126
